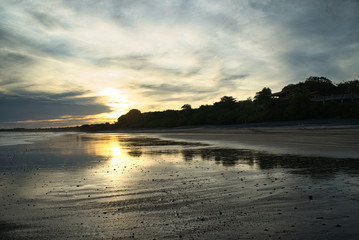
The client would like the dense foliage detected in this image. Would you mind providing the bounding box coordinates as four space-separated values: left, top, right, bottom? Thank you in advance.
80 76 359 131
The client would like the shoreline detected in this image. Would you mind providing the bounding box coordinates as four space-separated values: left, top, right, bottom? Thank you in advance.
2 118 359 132
1 119 359 159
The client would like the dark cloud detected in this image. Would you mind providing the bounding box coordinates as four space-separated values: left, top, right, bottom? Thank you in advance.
131 82 219 108
2 89 96 104
139 83 216 96
0 52 33 65
95 55 152 70
0 52 40 92
263 0 359 43
96 55 201 78
0 93 110 122
249 0 359 81
30 11 68 30
220 74 249 82
0 25 25 50
62 0 183 25
0 50 38 66
0 16 74 60
48 91 93 100
0 52 37 79
283 51 340 77
0 51 38 93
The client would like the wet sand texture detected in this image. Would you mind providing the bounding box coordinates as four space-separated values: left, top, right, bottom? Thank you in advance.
0 132 358 239
153 125 359 158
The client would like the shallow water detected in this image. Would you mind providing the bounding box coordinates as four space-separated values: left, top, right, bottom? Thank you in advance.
0 132 358 239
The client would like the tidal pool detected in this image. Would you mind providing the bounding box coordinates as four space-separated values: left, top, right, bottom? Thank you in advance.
0 132 358 239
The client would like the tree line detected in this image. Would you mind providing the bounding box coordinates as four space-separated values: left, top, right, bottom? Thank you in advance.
79 76 359 131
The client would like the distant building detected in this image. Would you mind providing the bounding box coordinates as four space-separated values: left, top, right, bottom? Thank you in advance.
271 89 359 104
271 90 290 98
311 93 359 104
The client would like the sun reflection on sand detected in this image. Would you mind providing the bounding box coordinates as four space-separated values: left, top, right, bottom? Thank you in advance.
88 135 130 166
81 134 150 184
109 142 125 167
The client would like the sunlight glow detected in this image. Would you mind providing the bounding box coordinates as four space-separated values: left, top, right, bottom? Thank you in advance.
78 135 133 183
110 143 123 167
98 88 130 122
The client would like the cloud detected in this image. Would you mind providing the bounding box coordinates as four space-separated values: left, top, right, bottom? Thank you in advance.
248 0 359 81
139 83 216 96
29 11 68 30
0 0 358 127
0 50 37 70
0 3 74 59
0 92 110 123
219 74 249 82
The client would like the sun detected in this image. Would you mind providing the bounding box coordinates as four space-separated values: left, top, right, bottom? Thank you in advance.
97 88 130 121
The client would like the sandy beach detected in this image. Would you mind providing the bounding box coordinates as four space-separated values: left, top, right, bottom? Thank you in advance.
118 119 359 159
153 125 359 159
0 125 359 239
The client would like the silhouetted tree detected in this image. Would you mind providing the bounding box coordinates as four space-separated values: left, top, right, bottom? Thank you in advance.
106 77 359 130
214 96 237 111
181 104 192 110
116 109 142 127
304 76 336 95
254 87 272 104
220 96 236 103
337 80 359 94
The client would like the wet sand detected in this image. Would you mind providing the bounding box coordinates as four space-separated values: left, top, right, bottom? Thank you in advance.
0 130 359 239
151 125 359 159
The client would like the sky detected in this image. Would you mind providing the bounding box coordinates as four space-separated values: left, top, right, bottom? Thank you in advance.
1 0 358 128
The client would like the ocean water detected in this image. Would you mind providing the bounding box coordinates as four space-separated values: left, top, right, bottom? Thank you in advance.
0 132 358 239
0 132 66 147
